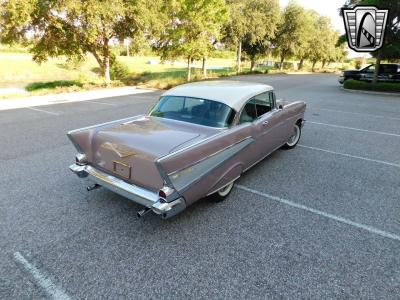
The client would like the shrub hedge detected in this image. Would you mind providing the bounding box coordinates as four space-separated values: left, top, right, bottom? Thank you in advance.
343 79 400 93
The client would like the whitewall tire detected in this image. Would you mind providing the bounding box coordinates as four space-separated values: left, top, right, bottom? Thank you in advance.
283 123 301 149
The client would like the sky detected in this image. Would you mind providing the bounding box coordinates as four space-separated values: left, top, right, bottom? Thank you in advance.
279 0 345 33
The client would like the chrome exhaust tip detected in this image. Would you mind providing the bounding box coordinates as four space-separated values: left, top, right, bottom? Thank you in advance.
137 207 152 218
87 184 101 191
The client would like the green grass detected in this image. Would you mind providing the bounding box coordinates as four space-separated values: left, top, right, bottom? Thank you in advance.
0 53 238 89
1 51 338 97
0 44 29 53
25 80 83 91
343 79 400 93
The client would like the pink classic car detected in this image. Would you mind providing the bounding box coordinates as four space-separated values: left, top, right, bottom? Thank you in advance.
68 81 306 219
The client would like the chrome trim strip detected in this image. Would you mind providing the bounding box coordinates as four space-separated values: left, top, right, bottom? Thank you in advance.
67 115 144 135
157 129 227 162
168 137 254 193
168 136 253 177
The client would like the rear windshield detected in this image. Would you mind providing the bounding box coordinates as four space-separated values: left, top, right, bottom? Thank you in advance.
149 96 236 128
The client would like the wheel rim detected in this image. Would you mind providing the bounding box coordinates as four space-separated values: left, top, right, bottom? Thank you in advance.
287 125 300 147
218 182 234 197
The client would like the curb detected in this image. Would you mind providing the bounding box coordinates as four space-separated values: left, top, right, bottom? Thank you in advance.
0 86 159 111
341 87 400 97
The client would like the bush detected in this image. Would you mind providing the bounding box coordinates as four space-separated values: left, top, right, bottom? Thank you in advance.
343 79 400 93
25 80 83 91
110 60 129 80
354 58 364 70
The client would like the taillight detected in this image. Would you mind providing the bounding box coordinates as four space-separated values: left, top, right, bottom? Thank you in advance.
158 186 175 201
159 190 167 199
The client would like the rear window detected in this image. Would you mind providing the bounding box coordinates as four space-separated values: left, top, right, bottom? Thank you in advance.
150 96 236 128
379 65 397 74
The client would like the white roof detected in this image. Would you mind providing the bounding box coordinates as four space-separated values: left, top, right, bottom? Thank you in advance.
162 80 273 111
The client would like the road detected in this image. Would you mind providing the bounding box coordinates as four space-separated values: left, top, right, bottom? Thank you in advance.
1 74 400 299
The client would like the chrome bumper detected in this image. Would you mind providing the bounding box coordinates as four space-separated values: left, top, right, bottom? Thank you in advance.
69 164 186 219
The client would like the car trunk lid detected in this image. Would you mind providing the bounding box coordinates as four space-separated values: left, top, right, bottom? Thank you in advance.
90 116 219 191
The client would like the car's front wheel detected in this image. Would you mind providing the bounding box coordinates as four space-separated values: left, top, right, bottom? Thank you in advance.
209 181 235 202
283 123 301 149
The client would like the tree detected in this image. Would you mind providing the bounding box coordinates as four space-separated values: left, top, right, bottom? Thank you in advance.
0 0 163 83
156 0 228 81
240 0 280 71
224 0 247 74
242 38 267 71
225 0 280 73
273 1 309 70
342 0 400 83
295 9 315 70
296 11 342 72
307 16 334 71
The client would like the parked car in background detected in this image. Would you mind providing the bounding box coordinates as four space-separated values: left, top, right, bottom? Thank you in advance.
68 81 306 219
339 64 400 84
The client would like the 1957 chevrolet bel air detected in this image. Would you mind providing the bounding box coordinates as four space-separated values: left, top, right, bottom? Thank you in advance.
68 81 306 219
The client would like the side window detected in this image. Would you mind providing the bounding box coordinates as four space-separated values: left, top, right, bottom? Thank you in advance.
380 65 396 74
269 92 276 107
253 92 273 117
239 99 257 124
363 65 375 73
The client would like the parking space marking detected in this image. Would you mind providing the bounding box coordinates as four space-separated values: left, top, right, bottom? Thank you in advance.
13 252 71 300
308 121 400 137
298 145 400 168
26 107 60 116
85 100 117 106
314 108 400 121
236 185 400 242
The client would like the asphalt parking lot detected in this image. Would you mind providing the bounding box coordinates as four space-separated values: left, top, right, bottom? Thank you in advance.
1 73 400 299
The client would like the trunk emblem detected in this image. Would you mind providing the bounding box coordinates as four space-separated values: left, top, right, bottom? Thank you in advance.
101 142 137 158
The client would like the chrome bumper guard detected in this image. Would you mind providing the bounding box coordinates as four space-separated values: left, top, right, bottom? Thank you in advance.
69 164 186 219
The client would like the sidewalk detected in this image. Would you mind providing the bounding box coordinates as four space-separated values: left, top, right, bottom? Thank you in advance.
0 86 157 111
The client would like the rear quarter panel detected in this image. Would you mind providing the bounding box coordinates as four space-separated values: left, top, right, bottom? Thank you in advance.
158 124 255 205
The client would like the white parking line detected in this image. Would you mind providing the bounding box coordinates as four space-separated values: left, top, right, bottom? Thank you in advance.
308 121 400 138
26 106 60 116
13 252 71 300
315 108 400 121
236 185 400 242
298 145 400 168
85 100 116 106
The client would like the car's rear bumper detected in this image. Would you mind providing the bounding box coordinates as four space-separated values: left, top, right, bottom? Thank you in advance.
69 163 186 218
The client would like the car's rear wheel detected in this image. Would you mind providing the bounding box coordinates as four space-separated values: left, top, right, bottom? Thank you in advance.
283 123 301 149
209 181 235 202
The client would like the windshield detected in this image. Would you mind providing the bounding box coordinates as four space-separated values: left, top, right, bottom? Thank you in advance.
149 96 236 128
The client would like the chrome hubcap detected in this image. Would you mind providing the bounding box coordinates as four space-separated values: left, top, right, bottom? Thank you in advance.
287 125 300 147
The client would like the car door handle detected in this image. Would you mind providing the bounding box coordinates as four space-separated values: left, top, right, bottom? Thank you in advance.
262 120 269 126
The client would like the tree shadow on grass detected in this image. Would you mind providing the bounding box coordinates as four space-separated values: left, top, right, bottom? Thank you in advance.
25 80 83 92
121 68 235 89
